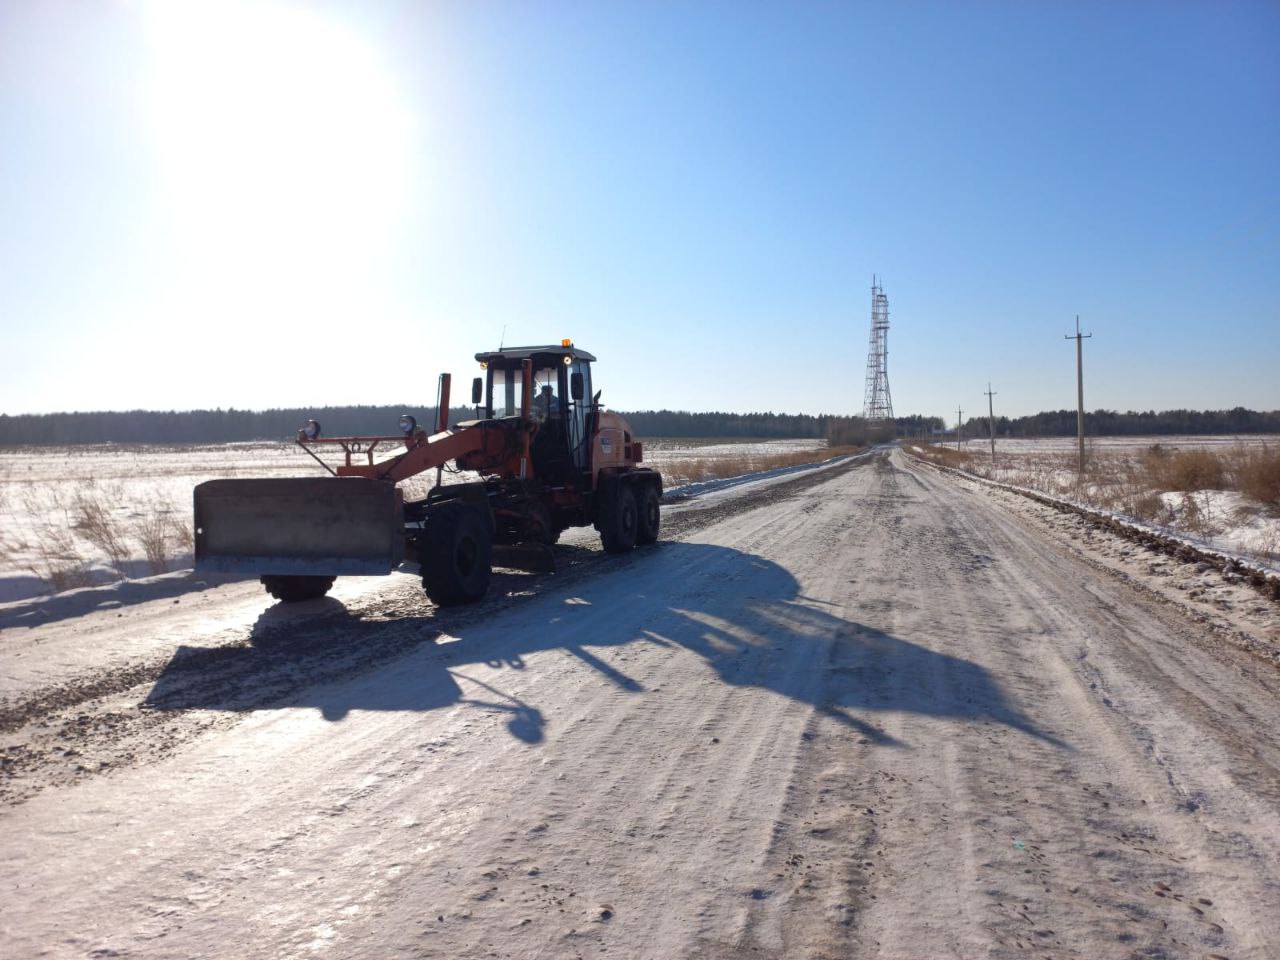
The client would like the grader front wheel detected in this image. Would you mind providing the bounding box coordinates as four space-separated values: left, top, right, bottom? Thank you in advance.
635 483 660 545
422 504 493 606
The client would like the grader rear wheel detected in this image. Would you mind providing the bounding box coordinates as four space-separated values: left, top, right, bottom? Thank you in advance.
635 483 660 545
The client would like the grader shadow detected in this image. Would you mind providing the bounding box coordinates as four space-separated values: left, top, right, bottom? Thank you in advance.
144 540 1064 750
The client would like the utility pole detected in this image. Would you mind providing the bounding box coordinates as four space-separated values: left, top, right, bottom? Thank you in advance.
984 383 997 466
1064 316 1092 474
956 406 963 452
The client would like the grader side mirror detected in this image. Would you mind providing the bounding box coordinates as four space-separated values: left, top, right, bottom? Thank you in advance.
570 372 584 401
471 377 483 405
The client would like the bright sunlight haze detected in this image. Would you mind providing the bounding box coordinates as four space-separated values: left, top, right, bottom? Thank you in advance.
1 1 1277 418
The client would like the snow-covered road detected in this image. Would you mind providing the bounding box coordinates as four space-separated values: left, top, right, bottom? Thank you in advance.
4 449 1279 958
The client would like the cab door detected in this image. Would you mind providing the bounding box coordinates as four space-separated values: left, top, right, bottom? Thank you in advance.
566 359 593 471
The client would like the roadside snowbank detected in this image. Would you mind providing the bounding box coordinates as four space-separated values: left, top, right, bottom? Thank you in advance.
905 441 1280 576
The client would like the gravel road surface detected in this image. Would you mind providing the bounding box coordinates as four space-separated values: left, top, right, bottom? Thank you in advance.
4 448 1279 958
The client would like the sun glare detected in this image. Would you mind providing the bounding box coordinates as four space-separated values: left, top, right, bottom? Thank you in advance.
143 0 414 324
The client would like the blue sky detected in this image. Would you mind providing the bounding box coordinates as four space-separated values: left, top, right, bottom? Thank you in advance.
1 0 1277 423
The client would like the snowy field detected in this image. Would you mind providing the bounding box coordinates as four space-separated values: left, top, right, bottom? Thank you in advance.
914 435 1280 572
0 442 302 602
0 438 828 603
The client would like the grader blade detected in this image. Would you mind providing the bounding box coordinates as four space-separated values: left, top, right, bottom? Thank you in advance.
194 477 403 576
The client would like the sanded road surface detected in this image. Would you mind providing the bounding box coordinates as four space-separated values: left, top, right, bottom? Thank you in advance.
4 449 1279 958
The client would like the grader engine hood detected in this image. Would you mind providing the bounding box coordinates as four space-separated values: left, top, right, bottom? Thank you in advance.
593 411 642 469
194 477 404 576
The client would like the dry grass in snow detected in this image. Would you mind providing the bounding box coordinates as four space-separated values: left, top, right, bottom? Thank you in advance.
909 437 1280 569
654 440 862 487
4 481 193 597
0 443 305 601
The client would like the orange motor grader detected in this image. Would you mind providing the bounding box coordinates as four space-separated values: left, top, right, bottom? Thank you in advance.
193 342 661 606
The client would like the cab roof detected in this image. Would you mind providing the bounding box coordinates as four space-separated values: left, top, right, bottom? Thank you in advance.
475 344 596 364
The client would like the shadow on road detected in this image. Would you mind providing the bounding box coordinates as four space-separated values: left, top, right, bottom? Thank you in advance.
0 569 254 630
143 540 1065 750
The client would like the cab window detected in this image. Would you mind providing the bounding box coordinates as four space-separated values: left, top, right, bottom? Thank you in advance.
489 367 524 418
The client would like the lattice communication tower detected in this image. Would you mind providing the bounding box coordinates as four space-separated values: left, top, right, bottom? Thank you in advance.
862 276 894 421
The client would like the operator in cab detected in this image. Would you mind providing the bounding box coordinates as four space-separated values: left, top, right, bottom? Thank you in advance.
535 383 561 422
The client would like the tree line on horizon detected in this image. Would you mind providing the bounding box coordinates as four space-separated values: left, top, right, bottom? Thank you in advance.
0 405 1274 446
959 406 1280 439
